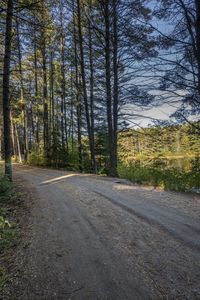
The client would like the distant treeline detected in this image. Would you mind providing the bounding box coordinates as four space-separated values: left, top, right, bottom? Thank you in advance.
118 123 200 164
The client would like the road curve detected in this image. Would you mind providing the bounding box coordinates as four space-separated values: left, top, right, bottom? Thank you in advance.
12 164 200 300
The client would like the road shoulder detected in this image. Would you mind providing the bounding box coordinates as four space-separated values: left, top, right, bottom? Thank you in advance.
0 175 34 299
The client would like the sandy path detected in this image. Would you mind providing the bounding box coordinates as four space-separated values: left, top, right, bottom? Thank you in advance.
10 164 200 300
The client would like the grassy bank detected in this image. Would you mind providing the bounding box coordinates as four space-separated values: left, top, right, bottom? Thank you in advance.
118 164 200 192
0 173 17 291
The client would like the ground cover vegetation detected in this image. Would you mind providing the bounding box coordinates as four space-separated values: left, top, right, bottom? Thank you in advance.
0 167 17 291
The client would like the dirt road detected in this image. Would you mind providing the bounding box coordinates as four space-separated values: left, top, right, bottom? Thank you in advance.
10 164 200 299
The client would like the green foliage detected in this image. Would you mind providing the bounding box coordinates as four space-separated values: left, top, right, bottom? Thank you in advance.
0 226 16 251
0 172 19 293
0 268 7 290
118 163 200 192
28 151 46 167
118 123 200 164
25 122 200 192
117 123 200 192
0 174 14 202
66 150 80 170
0 175 17 252
0 216 11 229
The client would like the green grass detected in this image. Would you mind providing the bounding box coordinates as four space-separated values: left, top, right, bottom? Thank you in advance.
0 174 14 202
0 227 16 251
118 164 200 192
0 268 7 290
0 173 17 291
0 174 16 251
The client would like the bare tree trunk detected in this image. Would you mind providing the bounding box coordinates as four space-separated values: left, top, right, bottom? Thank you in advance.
0 127 2 161
15 124 22 163
30 103 35 146
34 21 39 146
88 3 96 169
64 91 69 155
104 0 116 176
16 19 29 162
73 6 82 170
60 2 66 154
195 0 200 94
49 48 54 153
3 0 13 180
77 0 97 173
112 0 118 175
0 91 3 161
76 75 83 172
70 67 74 153
42 36 49 158
10 113 16 159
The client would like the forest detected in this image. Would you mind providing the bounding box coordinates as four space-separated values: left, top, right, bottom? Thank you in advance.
1 1 200 298
118 124 200 191
0 0 200 187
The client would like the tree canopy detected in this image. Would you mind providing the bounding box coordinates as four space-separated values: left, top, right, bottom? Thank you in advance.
0 0 199 179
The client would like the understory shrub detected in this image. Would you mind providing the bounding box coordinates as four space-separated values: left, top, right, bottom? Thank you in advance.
118 164 200 192
0 175 13 202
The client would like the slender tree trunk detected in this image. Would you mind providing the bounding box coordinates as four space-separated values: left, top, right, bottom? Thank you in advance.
195 0 200 95
42 36 49 158
88 4 96 169
112 0 119 175
0 126 2 161
16 19 29 162
34 22 39 146
49 49 54 153
104 0 116 176
55 80 59 167
64 90 68 154
77 0 97 173
73 6 82 170
10 113 16 158
76 75 83 172
15 124 22 163
70 67 74 153
3 0 13 180
50 50 56 150
0 81 3 160
60 4 66 154
30 103 35 145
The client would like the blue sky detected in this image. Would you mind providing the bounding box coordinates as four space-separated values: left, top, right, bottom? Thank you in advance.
125 0 187 127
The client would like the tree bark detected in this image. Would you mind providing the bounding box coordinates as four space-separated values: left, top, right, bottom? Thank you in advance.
70 67 74 153
3 0 13 180
34 18 39 146
42 36 49 158
60 3 66 154
195 0 200 95
77 0 97 173
16 19 29 162
49 48 54 152
104 0 116 176
10 113 16 158
112 0 119 176
73 5 83 171
15 124 22 163
88 2 96 170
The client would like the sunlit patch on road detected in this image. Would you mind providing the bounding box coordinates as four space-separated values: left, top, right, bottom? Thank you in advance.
40 174 76 185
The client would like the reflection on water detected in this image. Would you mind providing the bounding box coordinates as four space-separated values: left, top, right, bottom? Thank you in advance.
133 156 200 172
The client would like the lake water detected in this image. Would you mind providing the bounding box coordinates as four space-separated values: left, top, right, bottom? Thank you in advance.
133 156 200 172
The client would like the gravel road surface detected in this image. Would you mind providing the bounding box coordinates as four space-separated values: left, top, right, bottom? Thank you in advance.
10 164 200 300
